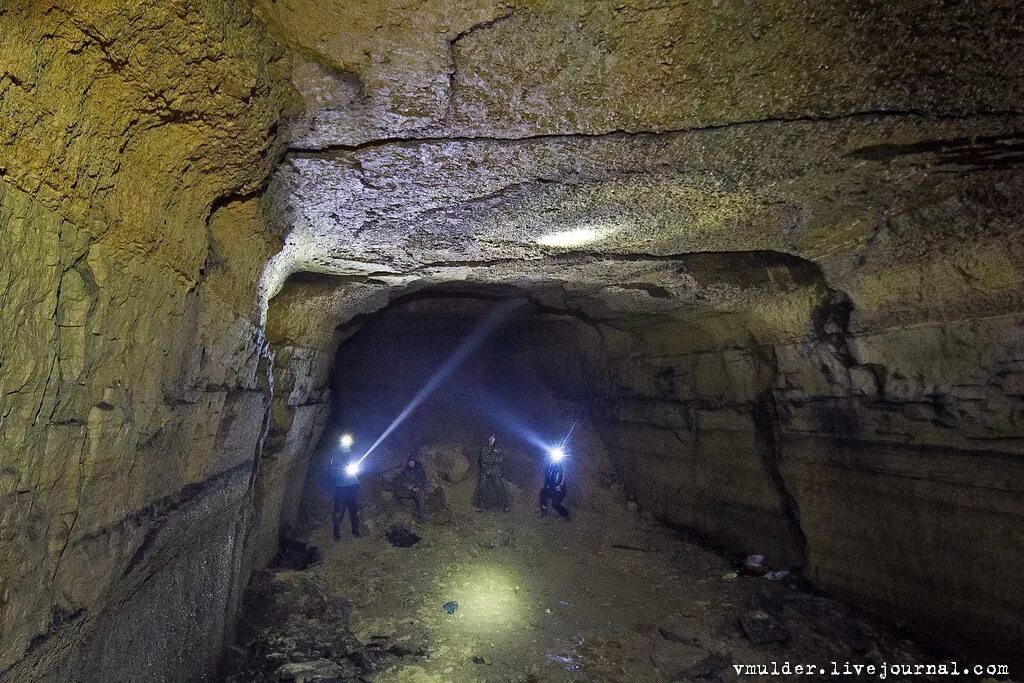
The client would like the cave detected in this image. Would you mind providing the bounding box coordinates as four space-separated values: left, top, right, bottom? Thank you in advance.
2 2 1023 682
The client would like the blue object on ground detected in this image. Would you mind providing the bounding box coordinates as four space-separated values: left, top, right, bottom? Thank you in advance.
442 601 459 614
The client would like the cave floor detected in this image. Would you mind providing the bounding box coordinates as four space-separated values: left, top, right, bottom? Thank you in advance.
269 470 937 683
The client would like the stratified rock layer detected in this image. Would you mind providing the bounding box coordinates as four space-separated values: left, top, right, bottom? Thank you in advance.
1 2 298 680
1 0 1022 680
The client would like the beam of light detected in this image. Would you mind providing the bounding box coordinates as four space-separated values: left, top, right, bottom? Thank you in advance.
345 461 360 476
355 301 518 467
340 433 354 450
547 419 577 459
559 420 578 448
536 227 600 248
460 388 582 460
461 389 551 452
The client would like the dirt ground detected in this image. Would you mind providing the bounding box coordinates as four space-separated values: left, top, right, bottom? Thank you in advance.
235 427 950 683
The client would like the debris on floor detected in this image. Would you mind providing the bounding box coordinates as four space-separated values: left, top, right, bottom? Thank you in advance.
223 425 956 681
220 570 426 682
738 553 767 577
679 652 733 679
385 525 421 548
221 572 359 681
276 658 354 682
273 536 322 571
739 608 791 644
658 613 702 645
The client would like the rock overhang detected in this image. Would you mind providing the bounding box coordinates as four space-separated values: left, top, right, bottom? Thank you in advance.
255 0 1024 336
264 115 1024 336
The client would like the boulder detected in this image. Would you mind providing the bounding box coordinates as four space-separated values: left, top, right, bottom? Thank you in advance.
651 638 706 674
419 442 471 483
739 609 790 644
426 486 454 524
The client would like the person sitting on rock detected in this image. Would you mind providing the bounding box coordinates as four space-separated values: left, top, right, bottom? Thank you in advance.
329 452 361 540
539 458 570 520
393 455 427 522
473 433 510 512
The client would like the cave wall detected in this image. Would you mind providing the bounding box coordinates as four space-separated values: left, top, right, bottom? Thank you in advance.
587 255 831 569
587 258 1024 658
249 277 388 570
774 313 1024 656
0 3 294 680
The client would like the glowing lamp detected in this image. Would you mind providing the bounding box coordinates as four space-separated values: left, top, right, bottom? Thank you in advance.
549 447 566 462
340 433 354 450
345 462 360 477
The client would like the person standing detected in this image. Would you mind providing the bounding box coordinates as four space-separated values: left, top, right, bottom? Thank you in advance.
330 453 361 540
539 457 570 520
393 455 428 522
473 433 510 511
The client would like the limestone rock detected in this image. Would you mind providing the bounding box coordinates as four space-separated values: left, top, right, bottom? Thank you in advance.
277 658 348 682
739 609 790 645
651 637 707 675
419 442 471 483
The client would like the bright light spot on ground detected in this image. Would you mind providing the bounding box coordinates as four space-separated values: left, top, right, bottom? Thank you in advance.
340 433 354 449
537 228 602 248
445 565 523 629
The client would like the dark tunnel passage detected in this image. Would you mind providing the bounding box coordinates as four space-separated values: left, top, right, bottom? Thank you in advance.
326 290 596 482
296 288 609 547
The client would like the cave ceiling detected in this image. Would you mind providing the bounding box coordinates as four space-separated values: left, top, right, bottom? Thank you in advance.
258 0 1024 332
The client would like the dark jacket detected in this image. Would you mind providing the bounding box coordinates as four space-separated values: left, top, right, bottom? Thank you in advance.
337 470 360 489
543 462 566 490
331 457 360 489
394 461 427 491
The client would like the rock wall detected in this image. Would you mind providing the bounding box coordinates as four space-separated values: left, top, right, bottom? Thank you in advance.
0 3 294 680
588 264 1024 659
250 275 388 570
775 313 1024 657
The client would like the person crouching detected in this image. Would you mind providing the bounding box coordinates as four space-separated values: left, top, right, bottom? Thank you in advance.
393 455 427 522
539 458 570 520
